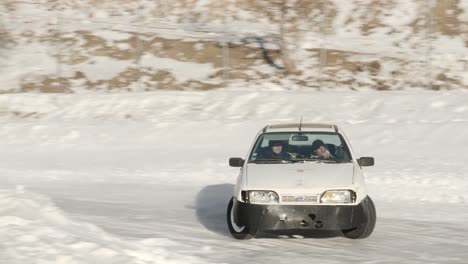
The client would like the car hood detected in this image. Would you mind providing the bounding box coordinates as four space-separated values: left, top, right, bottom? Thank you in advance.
245 162 354 191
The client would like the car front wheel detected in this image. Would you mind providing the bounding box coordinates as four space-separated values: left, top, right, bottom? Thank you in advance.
342 196 376 239
226 197 257 239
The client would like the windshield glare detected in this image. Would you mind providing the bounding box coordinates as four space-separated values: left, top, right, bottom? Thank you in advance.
249 132 352 163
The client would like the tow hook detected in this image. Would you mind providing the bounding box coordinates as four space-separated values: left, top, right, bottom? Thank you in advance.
279 214 287 221
315 221 323 228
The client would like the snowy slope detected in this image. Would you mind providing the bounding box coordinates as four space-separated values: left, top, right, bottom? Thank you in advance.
1 90 468 263
1 0 467 92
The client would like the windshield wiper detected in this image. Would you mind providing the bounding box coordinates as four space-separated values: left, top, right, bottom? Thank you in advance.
291 158 351 164
288 158 315 163
249 159 293 164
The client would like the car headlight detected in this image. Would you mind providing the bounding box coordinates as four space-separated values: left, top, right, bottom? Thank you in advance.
320 190 355 204
248 191 279 204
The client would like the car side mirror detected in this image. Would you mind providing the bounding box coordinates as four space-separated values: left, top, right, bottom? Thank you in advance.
358 157 374 167
229 157 245 167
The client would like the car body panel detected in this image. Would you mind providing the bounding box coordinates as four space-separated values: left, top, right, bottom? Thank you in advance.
245 162 354 189
235 162 368 205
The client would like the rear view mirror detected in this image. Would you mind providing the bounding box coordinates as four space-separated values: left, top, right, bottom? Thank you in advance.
229 157 245 167
292 135 309 141
358 157 374 167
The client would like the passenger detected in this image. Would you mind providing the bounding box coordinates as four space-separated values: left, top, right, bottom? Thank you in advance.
311 140 333 159
263 141 291 161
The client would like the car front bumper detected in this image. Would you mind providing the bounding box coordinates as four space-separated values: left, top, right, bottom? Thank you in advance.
233 197 371 231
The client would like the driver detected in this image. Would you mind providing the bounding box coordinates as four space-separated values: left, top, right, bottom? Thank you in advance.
263 141 292 161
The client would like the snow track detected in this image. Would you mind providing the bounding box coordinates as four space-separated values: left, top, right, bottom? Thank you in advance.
1 90 468 263
15 182 468 264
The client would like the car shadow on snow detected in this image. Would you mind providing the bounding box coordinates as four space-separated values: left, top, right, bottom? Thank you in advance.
195 183 234 237
196 184 344 239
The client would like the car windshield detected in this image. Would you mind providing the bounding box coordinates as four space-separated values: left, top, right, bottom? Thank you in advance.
248 132 352 164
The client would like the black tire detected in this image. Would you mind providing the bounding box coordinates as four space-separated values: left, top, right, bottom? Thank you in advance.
343 196 376 239
226 197 256 239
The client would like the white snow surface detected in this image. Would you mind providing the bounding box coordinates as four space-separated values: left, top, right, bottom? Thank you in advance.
0 189 203 264
75 57 131 83
140 54 216 83
1 90 468 263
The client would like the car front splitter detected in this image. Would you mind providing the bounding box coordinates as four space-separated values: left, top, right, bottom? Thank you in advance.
233 197 372 231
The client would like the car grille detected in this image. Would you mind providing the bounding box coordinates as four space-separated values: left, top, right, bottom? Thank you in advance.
281 195 319 203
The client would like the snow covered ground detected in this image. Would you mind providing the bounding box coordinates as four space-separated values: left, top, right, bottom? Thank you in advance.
1 90 468 263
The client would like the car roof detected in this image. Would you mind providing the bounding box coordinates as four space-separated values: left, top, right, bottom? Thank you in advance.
262 123 339 133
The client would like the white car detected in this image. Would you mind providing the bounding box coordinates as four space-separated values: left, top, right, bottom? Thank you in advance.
227 123 376 239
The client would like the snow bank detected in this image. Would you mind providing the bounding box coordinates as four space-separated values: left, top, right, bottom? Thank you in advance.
0 188 204 264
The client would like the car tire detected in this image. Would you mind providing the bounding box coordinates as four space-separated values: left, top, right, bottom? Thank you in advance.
342 196 376 239
226 197 257 239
